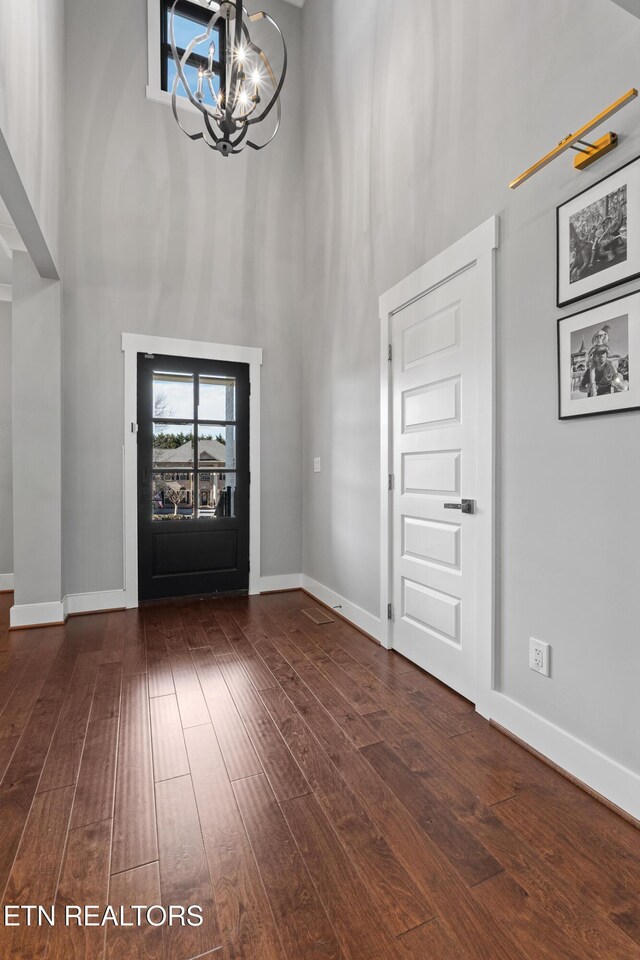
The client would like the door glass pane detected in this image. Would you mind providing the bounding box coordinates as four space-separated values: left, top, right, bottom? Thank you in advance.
199 375 236 421
198 472 237 518
152 472 195 521
198 424 236 468
153 372 194 420
153 423 194 469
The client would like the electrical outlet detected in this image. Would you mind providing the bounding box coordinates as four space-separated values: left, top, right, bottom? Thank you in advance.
313 457 322 473
529 637 550 677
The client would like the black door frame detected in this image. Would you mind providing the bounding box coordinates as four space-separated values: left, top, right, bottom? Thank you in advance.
123 334 263 608
136 351 251 602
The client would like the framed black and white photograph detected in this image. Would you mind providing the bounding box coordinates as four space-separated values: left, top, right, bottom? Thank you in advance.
557 154 640 307
557 290 640 419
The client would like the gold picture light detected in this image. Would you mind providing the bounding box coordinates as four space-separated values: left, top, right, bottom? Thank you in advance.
509 88 638 189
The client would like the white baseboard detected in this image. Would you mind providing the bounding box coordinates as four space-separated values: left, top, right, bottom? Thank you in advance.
299 575 640 821
260 574 303 593
0 573 14 591
301 575 383 643
10 600 66 628
9 590 127 627
488 691 640 822
65 590 127 616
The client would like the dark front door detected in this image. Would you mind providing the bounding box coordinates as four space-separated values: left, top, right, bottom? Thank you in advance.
137 353 250 601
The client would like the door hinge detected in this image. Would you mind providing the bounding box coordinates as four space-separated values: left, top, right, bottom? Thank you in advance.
387 603 393 621
131 422 138 434
388 473 394 491
388 344 393 362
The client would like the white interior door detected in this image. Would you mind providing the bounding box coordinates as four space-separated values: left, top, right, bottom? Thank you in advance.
390 263 481 702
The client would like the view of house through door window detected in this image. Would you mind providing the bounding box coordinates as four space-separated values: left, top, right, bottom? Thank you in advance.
137 354 250 601
152 371 237 519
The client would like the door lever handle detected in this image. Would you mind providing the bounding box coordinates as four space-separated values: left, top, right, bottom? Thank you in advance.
444 499 475 515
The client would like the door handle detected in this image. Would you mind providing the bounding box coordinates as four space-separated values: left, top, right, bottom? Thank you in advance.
444 499 475 515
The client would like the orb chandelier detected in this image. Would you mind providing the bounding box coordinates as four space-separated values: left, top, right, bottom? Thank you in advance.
169 0 287 157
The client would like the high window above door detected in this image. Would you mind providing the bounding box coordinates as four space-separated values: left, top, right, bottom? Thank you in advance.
146 0 223 109
159 0 225 107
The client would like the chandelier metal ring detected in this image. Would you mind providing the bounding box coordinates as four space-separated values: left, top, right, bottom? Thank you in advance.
169 0 287 156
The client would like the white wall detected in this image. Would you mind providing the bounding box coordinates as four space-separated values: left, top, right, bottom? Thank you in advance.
0 0 65 273
11 252 62 613
62 0 304 596
301 0 640 778
0 302 12 579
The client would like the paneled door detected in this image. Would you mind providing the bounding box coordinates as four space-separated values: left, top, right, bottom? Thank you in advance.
390 264 481 702
137 353 250 601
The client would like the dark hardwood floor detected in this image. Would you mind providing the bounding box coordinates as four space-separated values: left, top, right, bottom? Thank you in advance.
0 588 639 959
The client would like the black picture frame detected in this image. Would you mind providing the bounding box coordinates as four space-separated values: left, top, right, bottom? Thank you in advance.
557 288 639 420
556 153 640 308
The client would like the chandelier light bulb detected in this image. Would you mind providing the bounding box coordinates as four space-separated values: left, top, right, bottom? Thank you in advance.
169 0 287 157
196 65 205 103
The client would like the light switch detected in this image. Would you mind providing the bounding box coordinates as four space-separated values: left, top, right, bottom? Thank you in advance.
313 457 322 473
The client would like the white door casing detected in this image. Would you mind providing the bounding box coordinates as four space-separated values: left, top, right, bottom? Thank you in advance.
379 217 498 716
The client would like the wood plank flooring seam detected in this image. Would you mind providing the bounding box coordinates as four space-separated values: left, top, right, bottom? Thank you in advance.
165 731 225 911
155 773 223 960
487 793 519 808
396 917 440 939
67 687 122 829
177 718 278 932
33 782 80 921
149 693 190 783
188 646 264 783
0 651 88 899
45 680 119 938
215 653 311 803
0 653 37 719
277 792 408 960
109 857 160 879
231 773 343 960
184 721 291 960
0 647 60 741
227 770 271 784
0 649 97 898
110 672 159 876
0 645 79 789
0 781 53 904
255 685 437 937
36 650 103 794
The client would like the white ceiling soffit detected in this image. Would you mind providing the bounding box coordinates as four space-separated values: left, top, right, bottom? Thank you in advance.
0 195 13 225
0 173 26 257
0 196 17 270
609 0 640 17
